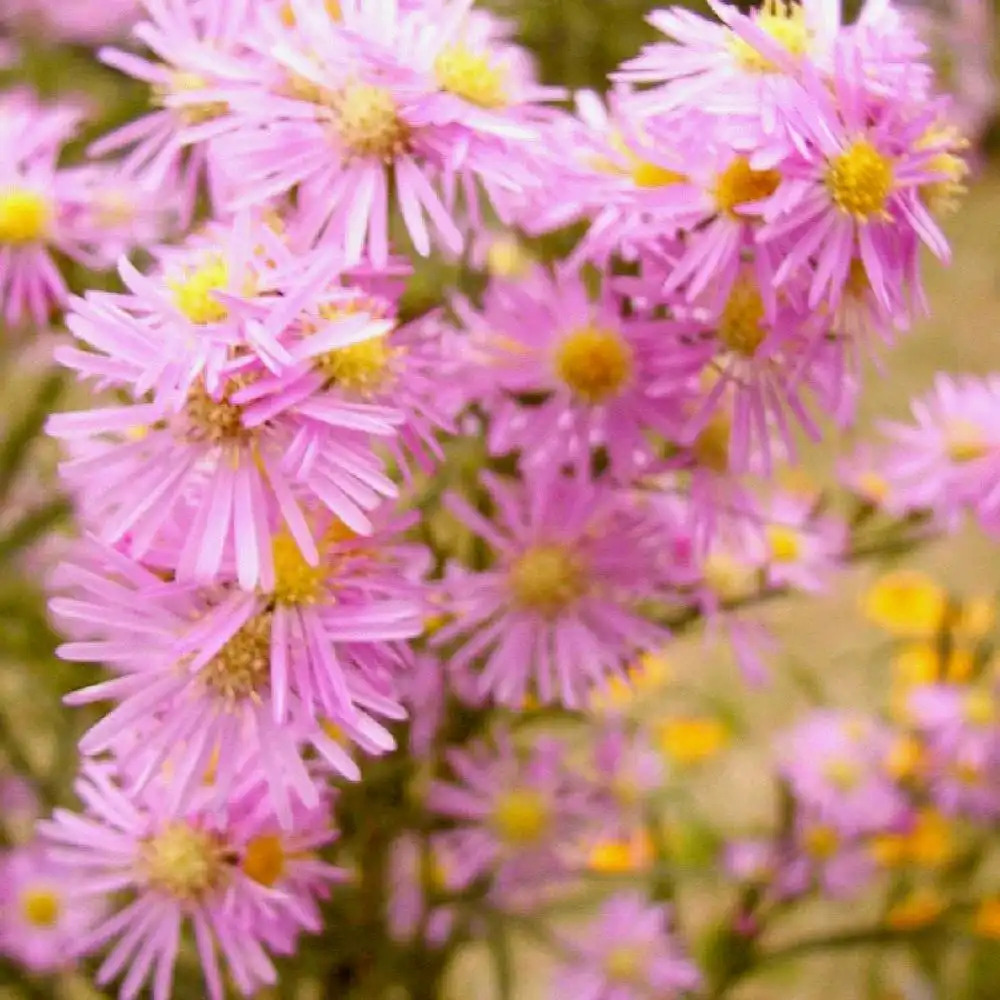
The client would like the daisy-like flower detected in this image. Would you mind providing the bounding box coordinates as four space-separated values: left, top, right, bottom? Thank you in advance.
0 93 146 327
760 490 845 592
778 815 879 899
0 843 105 972
427 732 597 910
550 892 701 1000
93 0 262 223
49 218 405 589
39 761 337 1000
220 0 561 264
466 269 690 478
49 526 420 821
879 374 1000 531
759 43 957 313
434 471 672 708
777 711 911 836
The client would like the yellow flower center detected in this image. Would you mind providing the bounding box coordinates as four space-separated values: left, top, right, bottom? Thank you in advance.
509 544 586 616
862 572 946 636
856 471 889 503
719 278 767 356
974 899 1000 940
19 887 61 928
156 71 229 125
201 613 272 700
491 789 551 847
885 735 926 781
824 759 860 790
317 335 394 396
945 419 990 463
170 255 231 325
141 822 224 900
242 834 286 887
713 157 782 218
329 83 410 161
434 44 508 109
728 0 810 72
184 379 248 446
587 832 653 874
658 717 728 765
765 524 802 563
916 126 968 218
804 825 839 860
486 236 533 279
964 691 996 727
554 325 634 403
604 945 646 983
272 532 326 606
0 188 52 245
691 412 732 473
703 552 758 601
826 140 894 220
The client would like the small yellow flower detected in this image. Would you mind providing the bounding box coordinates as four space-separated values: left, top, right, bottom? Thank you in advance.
872 809 953 869
973 899 1000 939
955 597 995 641
586 829 654 874
862 571 946 636
657 717 728 766
886 889 946 930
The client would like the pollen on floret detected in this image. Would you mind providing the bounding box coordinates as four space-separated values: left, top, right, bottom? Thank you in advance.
825 140 894 220
272 532 325 605
945 419 991 463
184 379 248 446
718 277 768 357
19 887 61 928
434 44 508 109
0 188 52 246
242 834 286 887
170 254 231 325
509 544 586 617
604 945 647 983
713 157 781 218
317 334 394 396
200 613 272 700
141 822 225 900
491 789 551 847
728 0 810 73
765 524 802 563
328 83 410 161
554 325 634 403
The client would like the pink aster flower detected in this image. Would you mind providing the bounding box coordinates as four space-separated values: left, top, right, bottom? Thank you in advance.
463 269 690 478
39 761 334 1000
879 374 1000 532
550 893 701 1000
0 843 105 973
427 732 597 911
759 490 845 592
433 471 672 708
220 0 561 265
93 0 262 224
778 816 879 899
777 711 910 836
49 530 418 821
2 0 140 44
759 43 955 313
387 834 461 946
48 222 406 589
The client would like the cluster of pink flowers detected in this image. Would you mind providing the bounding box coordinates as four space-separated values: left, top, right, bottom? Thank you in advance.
0 0 981 996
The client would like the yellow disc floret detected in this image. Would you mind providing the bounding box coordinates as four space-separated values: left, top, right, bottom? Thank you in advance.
491 789 551 847
201 613 272 700
713 157 781 217
170 255 231 325
184 378 248 446
272 531 326 606
0 188 52 245
509 544 586 617
329 83 410 161
317 334 394 395
242 834 286 887
826 140 894 220
719 277 768 356
765 524 802 563
554 325 634 404
728 0 810 72
19 887 61 928
434 44 508 109
141 822 224 900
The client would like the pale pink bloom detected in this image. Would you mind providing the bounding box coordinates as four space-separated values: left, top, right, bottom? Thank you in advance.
760 491 845 592
2 0 139 44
